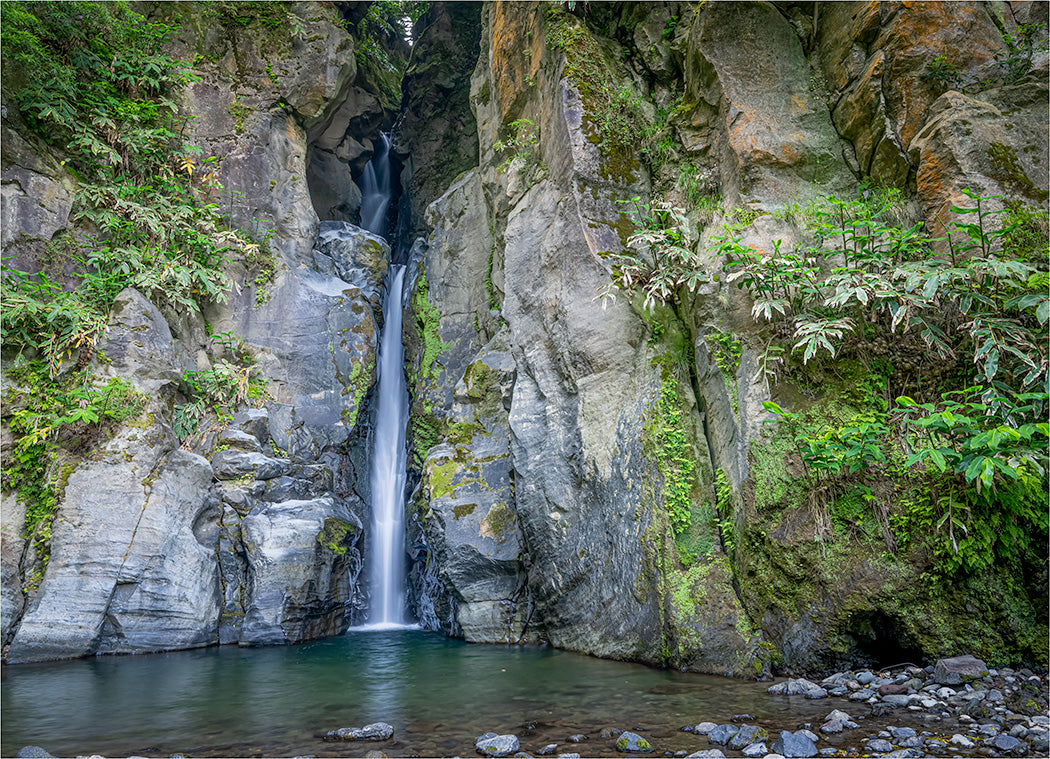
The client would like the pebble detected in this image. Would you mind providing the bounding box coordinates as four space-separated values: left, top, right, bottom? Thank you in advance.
691 722 717 736
537 745 557 755
866 738 894 752
683 751 724 759
740 742 766 758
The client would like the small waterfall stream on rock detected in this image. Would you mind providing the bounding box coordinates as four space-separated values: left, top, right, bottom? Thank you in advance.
358 134 412 628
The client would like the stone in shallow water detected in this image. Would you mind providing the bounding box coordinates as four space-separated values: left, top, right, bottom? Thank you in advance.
707 724 739 745
475 733 520 757
866 738 894 752
771 730 818 758
889 726 916 740
729 724 767 749
692 722 717 735
684 751 725 759
615 732 653 753
537 745 558 756
326 722 394 741
741 741 767 758
767 678 828 699
950 734 974 748
16 749 56 759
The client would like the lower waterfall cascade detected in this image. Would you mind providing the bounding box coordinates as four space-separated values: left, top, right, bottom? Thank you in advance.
358 133 413 629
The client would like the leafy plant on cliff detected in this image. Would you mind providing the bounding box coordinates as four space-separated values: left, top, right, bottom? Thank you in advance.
494 118 540 171
1 2 266 375
173 333 271 440
747 188 1048 576
647 375 699 540
546 9 650 159
598 197 710 311
4 360 148 574
2 2 189 179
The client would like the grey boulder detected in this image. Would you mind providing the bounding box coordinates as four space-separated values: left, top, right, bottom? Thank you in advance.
615 732 653 753
476 733 520 757
772 730 818 758
934 655 988 685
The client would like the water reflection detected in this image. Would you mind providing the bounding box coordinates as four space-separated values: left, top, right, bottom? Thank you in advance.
2 630 859 757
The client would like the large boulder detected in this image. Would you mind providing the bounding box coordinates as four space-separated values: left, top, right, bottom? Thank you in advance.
239 497 362 645
7 424 220 662
934 654 989 685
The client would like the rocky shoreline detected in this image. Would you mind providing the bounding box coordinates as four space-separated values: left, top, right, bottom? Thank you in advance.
16 656 1047 759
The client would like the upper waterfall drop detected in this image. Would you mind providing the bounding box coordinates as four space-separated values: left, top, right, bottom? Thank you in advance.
360 134 392 239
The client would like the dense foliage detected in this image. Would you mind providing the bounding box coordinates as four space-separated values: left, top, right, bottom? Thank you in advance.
609 174 1048 579
1 2 272 567
1 1 263 375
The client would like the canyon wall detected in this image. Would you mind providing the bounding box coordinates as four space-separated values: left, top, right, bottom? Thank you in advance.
2 0 1047 674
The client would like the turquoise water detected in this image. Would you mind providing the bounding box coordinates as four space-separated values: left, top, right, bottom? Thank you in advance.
3 629 842 757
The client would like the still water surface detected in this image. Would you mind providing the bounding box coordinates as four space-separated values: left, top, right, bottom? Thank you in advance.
3 629 842 757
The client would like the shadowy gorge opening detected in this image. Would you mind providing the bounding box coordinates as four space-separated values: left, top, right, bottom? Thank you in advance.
840 611 926 670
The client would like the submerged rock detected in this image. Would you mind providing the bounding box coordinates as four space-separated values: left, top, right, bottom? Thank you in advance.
15 748 56 759
326 722 394 741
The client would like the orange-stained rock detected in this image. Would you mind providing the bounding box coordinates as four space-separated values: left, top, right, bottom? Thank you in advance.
908 91 1046 238
874 1 1002 149
684 1 851 205
490 1 543 122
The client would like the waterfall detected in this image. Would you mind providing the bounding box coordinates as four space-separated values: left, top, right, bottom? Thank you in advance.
366 264 410 627
358 134 412 629
359 134 392 239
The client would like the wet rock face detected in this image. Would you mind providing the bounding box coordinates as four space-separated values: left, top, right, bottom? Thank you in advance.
0 123 74 260
394 1 483 240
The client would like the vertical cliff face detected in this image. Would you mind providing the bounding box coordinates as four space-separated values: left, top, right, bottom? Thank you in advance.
2 0 1046 673
404 0 1048 674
